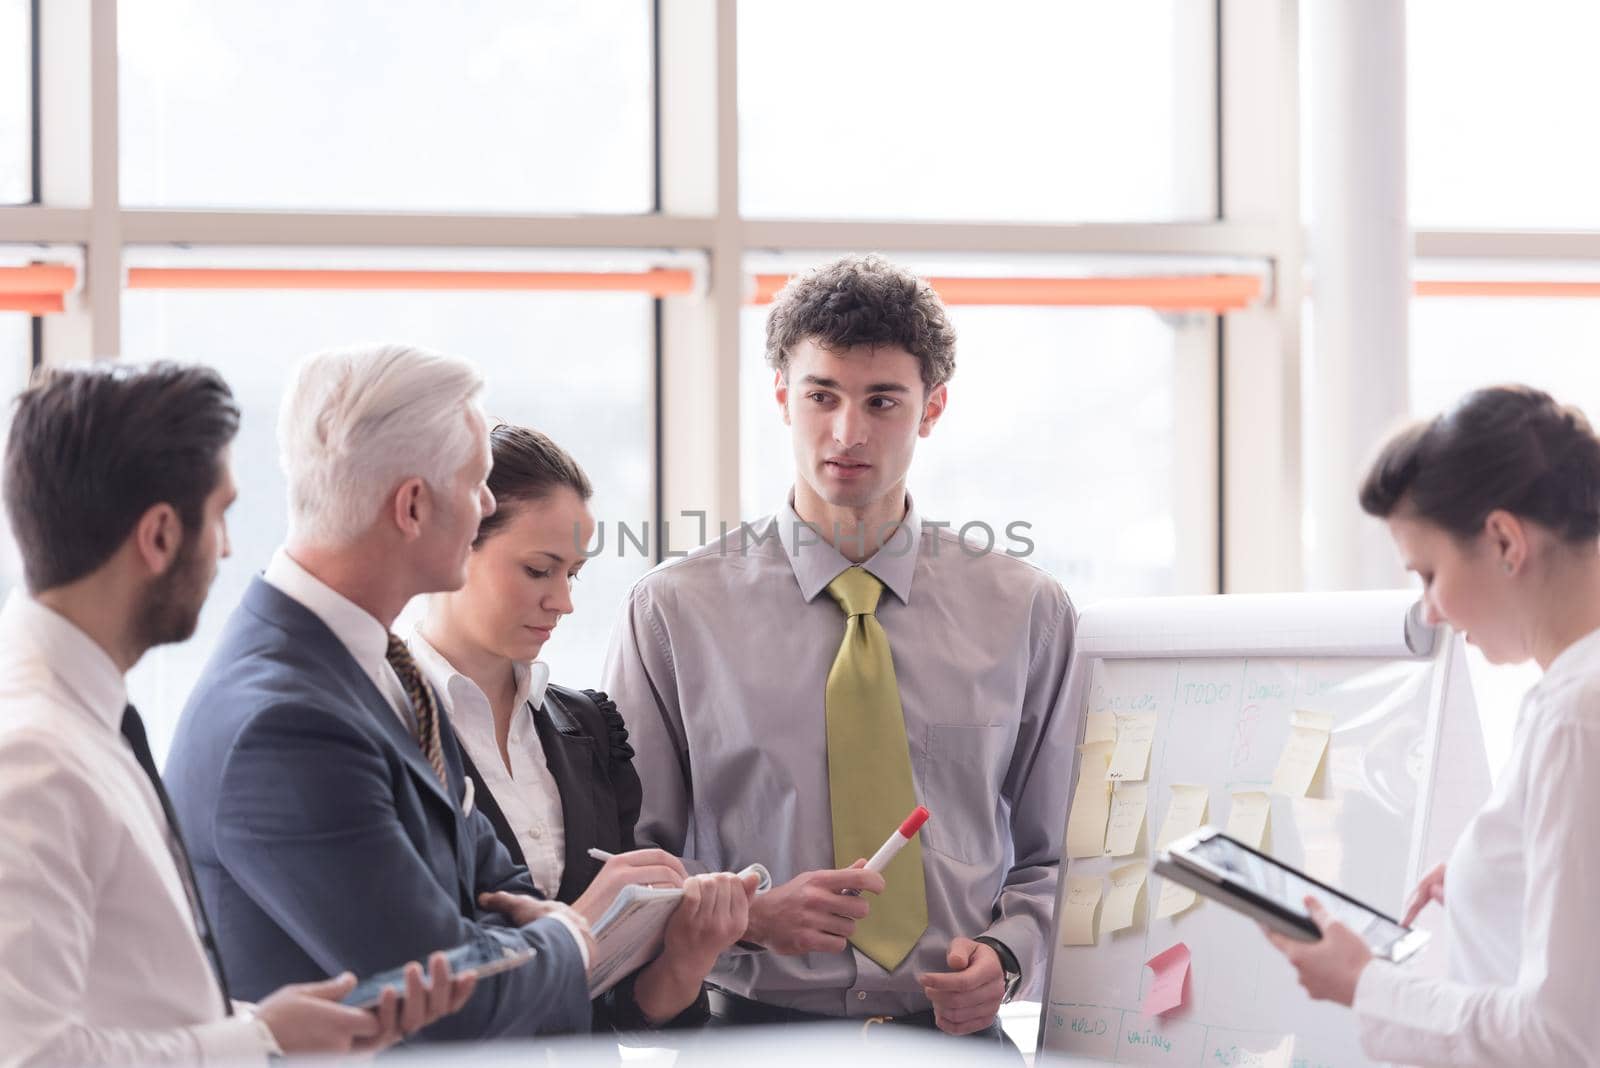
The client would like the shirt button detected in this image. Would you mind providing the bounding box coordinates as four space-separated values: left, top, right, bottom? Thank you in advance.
529 827 543 839
856 991 868 1002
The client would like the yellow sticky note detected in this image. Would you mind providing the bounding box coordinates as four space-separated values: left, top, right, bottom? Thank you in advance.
1084 710 1117 745
1060 875 1104 946
1155 877 1198 919
1272 710 1333 797
1155 784 1209 850
1107 713 1157 781
1225 790 1271 848
1104 782 1148 857
1065 742 1114 858
1102 862 1147 933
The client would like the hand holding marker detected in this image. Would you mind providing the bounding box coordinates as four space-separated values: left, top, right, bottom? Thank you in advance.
844 805 930 895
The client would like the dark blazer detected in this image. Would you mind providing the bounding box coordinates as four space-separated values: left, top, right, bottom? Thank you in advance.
456 684 708 1030
458 685 641 904
164 578 591 1041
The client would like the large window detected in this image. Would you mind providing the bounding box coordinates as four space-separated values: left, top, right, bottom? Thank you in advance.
120 259 654 759
738 0 1215 222
1409 0 1600 229
119 0 654 212
0 0 28 204
740 274 1203 605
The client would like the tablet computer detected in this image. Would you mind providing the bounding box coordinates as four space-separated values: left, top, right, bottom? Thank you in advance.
1153 826 1430 964
340 940 536 1009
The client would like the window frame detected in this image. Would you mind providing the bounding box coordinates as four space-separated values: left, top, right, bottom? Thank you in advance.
0 0 1319 597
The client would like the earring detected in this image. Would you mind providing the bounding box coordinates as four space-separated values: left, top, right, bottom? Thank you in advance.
1503 562 1514 574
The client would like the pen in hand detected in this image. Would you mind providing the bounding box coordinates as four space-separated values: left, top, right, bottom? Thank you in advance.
843 805 930 895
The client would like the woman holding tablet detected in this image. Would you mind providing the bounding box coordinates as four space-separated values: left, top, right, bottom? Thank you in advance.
1267 385 1600 1065
410 424 752 1030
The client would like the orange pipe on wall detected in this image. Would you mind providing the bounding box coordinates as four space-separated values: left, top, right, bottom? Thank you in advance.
1414 280 1600 299
750 273 1264 310
0 264 75 295
0 294 64 314
0 265 75 315
125 266 697 297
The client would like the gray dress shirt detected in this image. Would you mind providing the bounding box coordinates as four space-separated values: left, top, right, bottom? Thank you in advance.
602 496 1078 1016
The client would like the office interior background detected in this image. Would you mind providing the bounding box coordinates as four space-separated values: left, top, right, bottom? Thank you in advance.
0 0 1589 781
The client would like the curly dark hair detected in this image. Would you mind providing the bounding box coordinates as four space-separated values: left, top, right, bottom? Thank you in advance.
764 254 956 390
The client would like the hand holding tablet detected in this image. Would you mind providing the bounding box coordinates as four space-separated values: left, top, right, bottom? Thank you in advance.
1154 827 1430 963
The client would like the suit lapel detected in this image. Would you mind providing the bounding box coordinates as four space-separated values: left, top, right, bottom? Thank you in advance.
534 694 604 903
240 578 460 851
456 743 526 870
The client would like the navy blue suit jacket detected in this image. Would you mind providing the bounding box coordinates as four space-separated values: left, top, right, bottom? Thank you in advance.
165 578 590 1040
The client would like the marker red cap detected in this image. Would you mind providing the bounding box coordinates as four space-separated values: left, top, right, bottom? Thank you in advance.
898 805 931 839
861 805 932 876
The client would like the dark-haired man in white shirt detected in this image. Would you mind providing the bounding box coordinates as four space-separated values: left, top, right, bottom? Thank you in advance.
0 362 471 1067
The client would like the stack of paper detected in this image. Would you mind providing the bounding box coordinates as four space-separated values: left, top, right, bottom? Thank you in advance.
586 863 771 996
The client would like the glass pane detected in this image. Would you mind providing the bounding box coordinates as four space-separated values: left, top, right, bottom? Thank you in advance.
0 0 29 203
1410 295 1600 420
122 275 654 763
119 0 652 213
0 315 29 597
741 300 1190 604
1409 0 1600 228
738 0 1215 222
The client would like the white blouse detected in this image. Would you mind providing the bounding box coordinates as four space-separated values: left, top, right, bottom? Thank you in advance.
1352 625 1600 1066
408 632 568 898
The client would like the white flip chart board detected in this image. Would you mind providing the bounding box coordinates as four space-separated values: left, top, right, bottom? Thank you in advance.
1038 591 1492 1067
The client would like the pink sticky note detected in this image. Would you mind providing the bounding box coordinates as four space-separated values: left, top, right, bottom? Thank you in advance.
1141 942 1191 1016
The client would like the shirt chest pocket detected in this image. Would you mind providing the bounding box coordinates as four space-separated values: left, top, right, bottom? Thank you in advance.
916 722 1010 864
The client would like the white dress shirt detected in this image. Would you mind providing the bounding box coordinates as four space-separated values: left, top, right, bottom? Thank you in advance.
408 630 568 897
261 549 588 963
1351 625 1600 1066
0 591 268 1067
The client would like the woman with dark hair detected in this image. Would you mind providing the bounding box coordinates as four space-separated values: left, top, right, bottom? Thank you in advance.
409 424 752 1029
1267 384 1600 1065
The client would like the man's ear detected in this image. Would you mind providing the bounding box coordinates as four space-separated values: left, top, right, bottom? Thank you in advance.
132 503 185 577
774 368 791 427
918 383 948 438
392 477 429 542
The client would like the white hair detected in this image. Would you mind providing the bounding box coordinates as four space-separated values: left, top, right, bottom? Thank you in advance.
279 343 486 547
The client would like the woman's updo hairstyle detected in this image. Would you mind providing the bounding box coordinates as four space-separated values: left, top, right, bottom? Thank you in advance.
473 424 592 548
1359 384 1600 544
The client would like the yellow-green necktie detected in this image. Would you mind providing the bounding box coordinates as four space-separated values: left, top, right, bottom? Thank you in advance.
824 566 928 971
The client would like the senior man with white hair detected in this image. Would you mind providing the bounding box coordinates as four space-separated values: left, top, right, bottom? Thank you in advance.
165 344 601 1041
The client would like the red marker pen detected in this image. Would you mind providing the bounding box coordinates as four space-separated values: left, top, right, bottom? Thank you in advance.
863 805 930 875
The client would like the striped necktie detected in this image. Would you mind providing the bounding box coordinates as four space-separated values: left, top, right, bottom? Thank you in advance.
385 634 449 789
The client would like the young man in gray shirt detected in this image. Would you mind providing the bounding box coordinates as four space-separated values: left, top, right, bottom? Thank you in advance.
604 254 1077 1041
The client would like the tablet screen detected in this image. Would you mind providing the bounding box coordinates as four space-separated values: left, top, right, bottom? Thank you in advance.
1185 833 1417 957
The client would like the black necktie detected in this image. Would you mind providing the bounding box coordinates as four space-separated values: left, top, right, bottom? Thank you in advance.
119 704 233 1016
